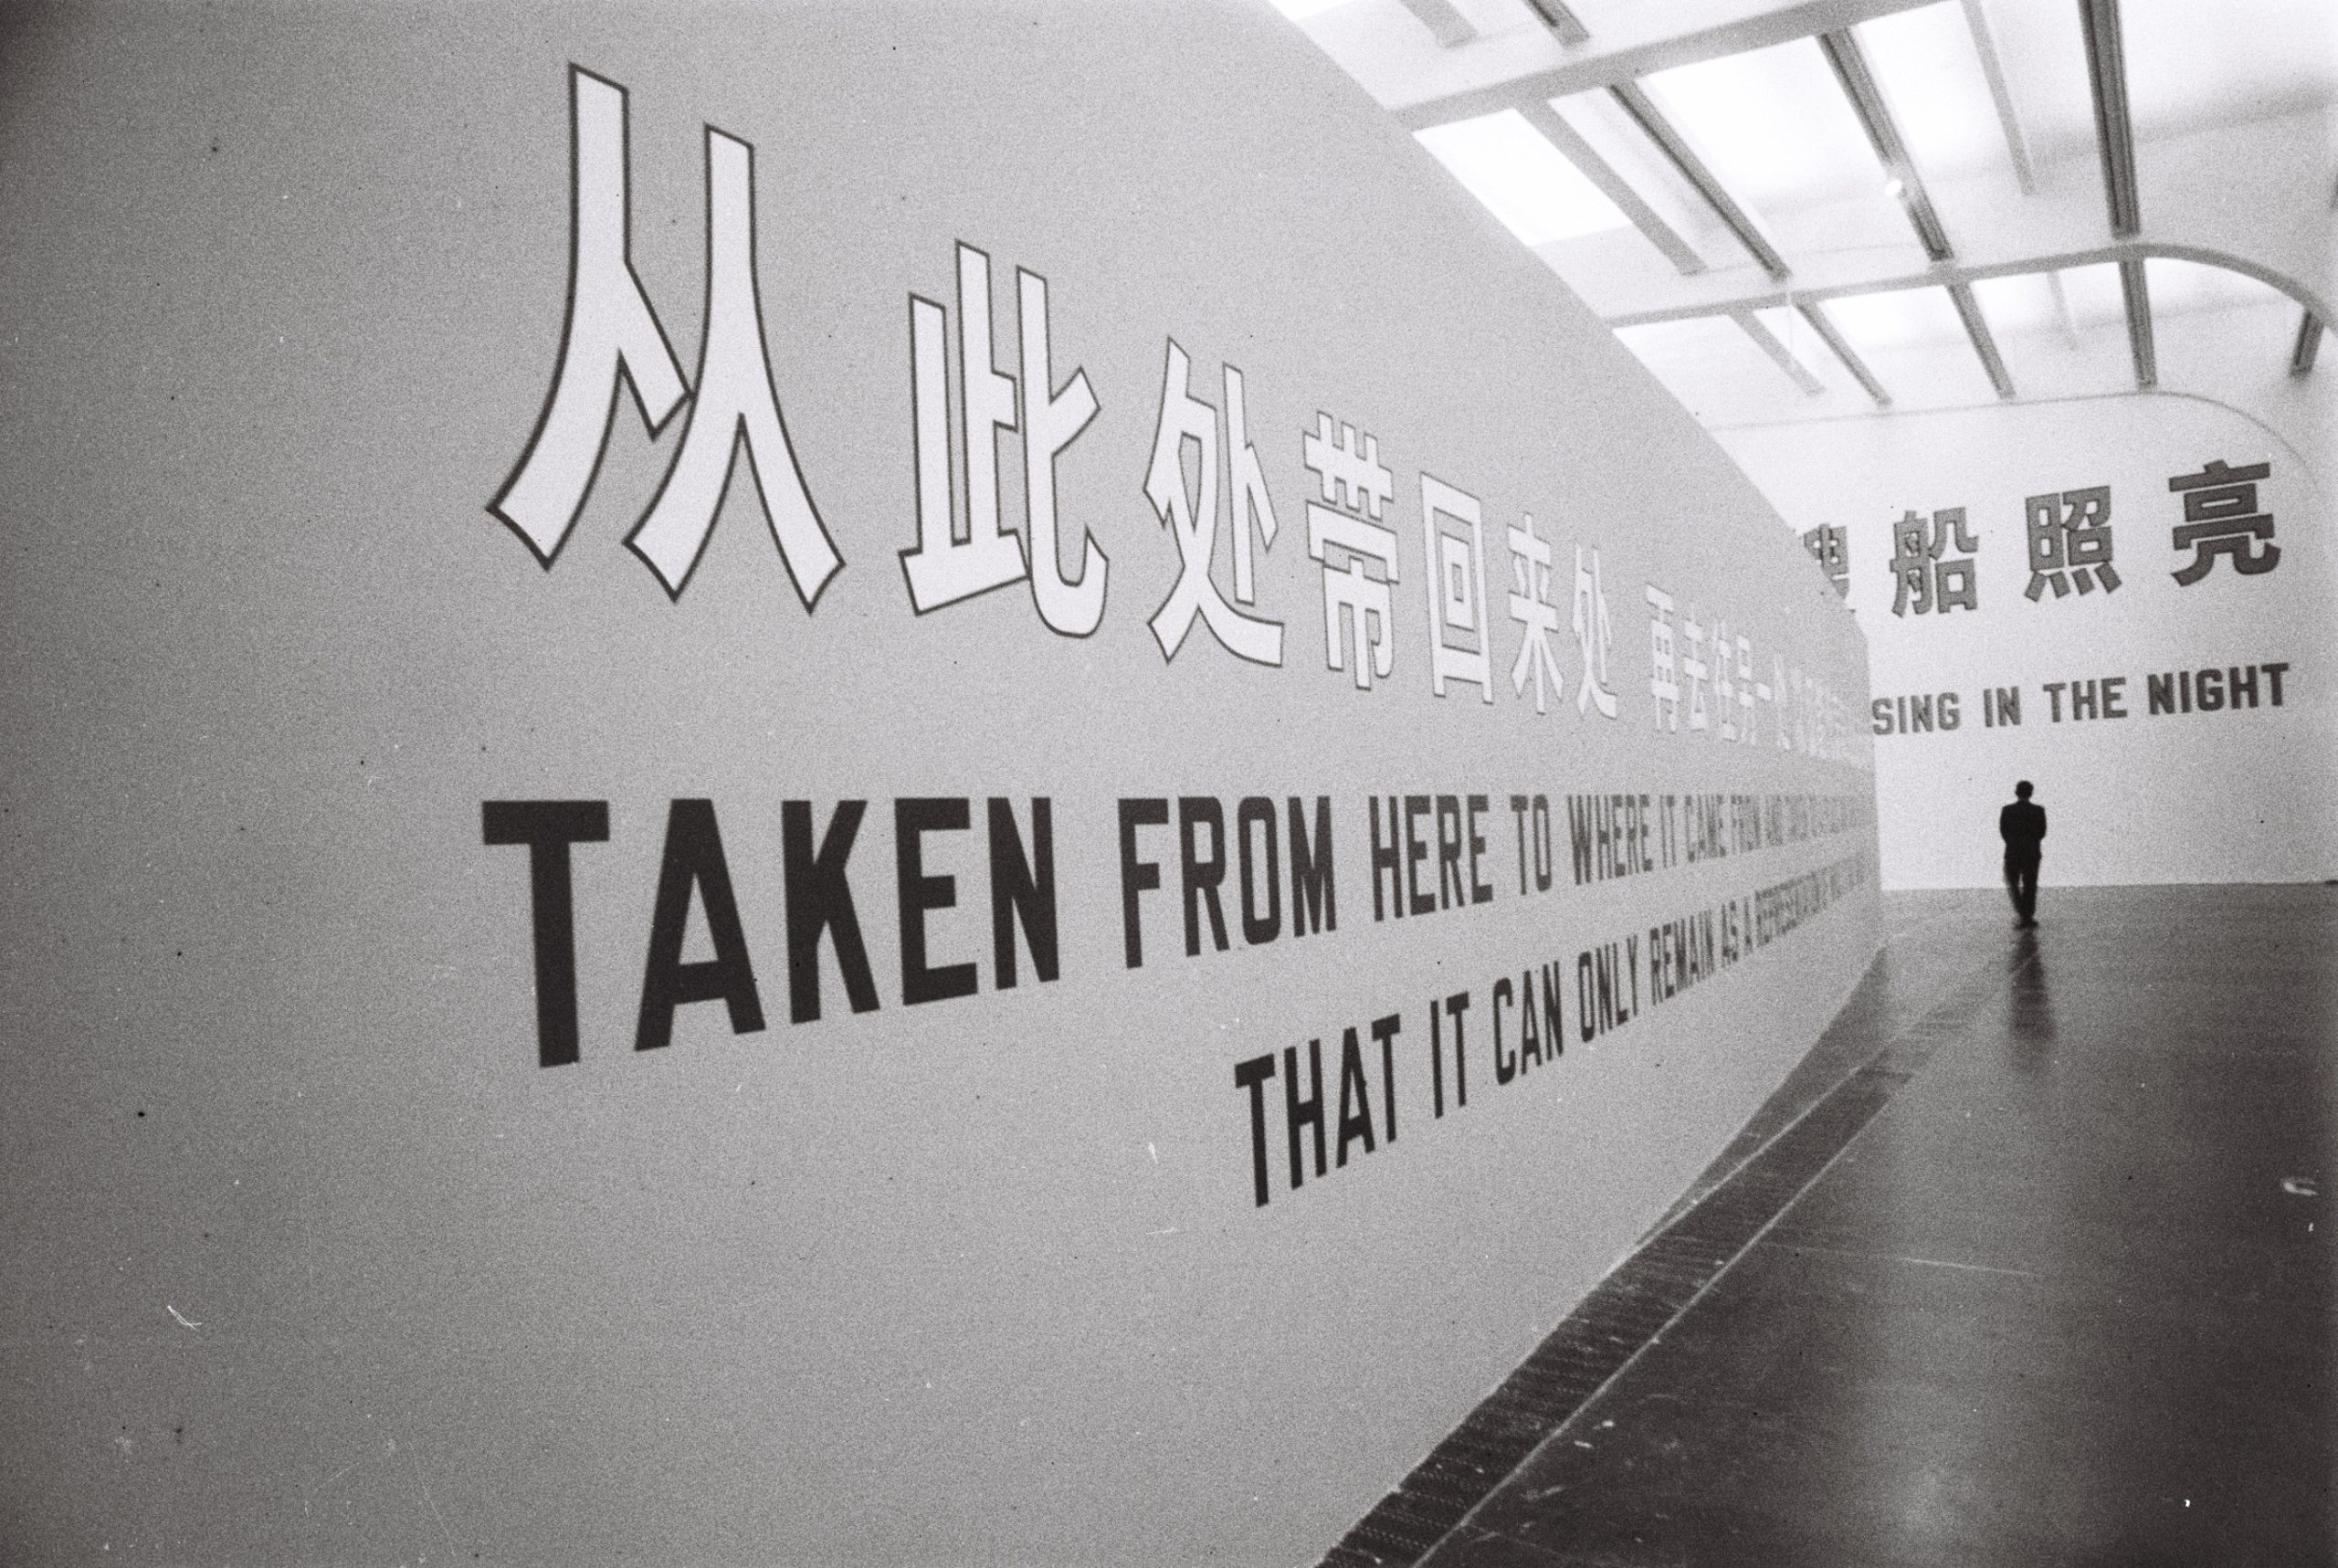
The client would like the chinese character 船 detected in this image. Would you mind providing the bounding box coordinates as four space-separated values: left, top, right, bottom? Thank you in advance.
1889 507 1979 616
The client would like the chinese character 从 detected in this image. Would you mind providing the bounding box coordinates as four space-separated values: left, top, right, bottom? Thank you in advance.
1888 507 1979 616
1646 585 1680 731
492 68 843 607
1303 414 1400 689
2169 459 2279 586
1504 514 1566 714
2024 486 2120 600
1573 547 1618 720
1142 341 1282 666
1419 475 1494 703
1801 525 1850 598
902 243 1105 633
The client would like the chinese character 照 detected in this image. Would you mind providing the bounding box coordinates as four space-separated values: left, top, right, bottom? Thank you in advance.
2024 485 2120 600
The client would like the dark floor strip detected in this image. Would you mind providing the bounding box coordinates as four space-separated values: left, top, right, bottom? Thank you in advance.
1316 938 2031 1568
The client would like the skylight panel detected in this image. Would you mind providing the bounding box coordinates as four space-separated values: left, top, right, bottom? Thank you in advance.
1416 110 1631 244
1967 273 2061 337
1825 285 1972 350
1857 2 2017 186
1638 37 1885 211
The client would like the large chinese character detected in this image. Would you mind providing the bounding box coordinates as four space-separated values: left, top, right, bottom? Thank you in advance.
1142 342 1283 666
2024 486 2121 599
491 68 842 607
1303 415 1400 689
1573 546 1618 720
1646 585 1680 731
1419 476 1494 703
2169 459 2279 585
1504 515 1566 714
1888 508 1979 616
902 245 1105 634
1801 525 1849 598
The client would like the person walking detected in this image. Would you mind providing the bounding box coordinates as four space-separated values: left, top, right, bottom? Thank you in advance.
1999 781 2047 928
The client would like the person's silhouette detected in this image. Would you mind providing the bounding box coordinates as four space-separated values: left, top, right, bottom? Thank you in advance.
1999 780 2046 928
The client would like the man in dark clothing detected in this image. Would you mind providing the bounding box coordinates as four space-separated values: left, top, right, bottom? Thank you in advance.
1999 781 2047 928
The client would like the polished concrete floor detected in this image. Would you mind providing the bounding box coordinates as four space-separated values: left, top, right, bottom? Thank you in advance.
1351 887 2333 1568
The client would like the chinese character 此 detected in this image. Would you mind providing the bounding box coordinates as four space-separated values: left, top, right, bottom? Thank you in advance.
2169 459 2279 586
903 243 1105 633
2024 486 2120 599
1303 414 1400 689
1801 525 1849 598
1573 546 1618 720
1419 475 1494 703
1889 507 1979 616
1646 585 1680 731
1505 515 1566 714
1142 341 1283 666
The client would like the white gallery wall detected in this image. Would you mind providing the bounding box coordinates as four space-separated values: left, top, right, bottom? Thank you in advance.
0 5 1878 1565
1722 391 2333 889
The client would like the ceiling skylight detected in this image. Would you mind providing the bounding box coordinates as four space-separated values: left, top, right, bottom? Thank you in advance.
1856 3 2018 188
1638 37 1888 212
1416 110 1632 245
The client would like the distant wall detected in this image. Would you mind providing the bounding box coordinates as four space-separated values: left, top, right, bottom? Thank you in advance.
1722 395 2334 889
0 5 1876 1564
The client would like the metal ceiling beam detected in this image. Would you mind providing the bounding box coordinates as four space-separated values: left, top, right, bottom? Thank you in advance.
1519 100 1708 274
1395 0 1478 50
1946 280 2015 398
1817 26 1952 261
1731 310 1826 395
2078 0 2141 237
2046 270 2080 348
1795 300 1891 405
1383 0 1935 129
1958 0 2037 195
2292 311 2323 375
2118 257 2155 387
1607 81 1791 279
1524 0 1592 46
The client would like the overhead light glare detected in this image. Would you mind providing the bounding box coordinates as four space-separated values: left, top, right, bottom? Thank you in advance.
1882 176 1904 197
1415 111 1631 246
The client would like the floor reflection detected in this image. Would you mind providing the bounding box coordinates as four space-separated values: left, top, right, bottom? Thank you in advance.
2007 928 2055 1067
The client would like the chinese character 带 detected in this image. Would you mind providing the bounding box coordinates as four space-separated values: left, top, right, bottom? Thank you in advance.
1303 415 1400 689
